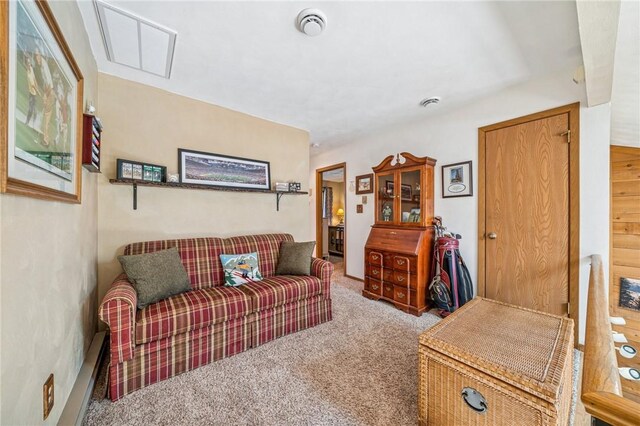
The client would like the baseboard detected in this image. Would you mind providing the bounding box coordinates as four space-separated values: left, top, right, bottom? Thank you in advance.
59 331 107 426
344 273 364 282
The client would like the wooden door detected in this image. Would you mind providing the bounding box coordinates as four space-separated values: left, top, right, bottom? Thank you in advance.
482 111 571 316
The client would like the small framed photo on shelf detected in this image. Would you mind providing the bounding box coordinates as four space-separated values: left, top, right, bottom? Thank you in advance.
355 173 373 194
400 184 412 201
442 161 473 198
117 159 166 183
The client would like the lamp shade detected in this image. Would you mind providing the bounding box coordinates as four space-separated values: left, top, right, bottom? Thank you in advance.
336 208 345 216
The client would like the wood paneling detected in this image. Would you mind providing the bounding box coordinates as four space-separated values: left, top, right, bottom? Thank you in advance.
613 234 640 250
612 196 640 222
613 222 640 235
483 111 569 316
612 180 640 197
612 159 640 181
612 248 640 268
612 146 640 162
610 145 640 403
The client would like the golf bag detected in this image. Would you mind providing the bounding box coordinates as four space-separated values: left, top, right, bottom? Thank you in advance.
429 219 474 317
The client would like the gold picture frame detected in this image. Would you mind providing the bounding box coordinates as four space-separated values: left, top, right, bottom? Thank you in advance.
1 0 84 203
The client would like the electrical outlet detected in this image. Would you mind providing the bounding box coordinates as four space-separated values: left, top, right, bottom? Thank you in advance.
43 374 54 420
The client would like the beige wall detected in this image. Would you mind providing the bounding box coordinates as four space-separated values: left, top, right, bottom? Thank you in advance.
0 1 99 425
96 74 310 303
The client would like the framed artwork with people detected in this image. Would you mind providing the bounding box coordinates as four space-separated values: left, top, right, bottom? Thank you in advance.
1 0 84 202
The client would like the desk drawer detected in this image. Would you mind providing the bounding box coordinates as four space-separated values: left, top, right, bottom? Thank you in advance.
368 278 382 296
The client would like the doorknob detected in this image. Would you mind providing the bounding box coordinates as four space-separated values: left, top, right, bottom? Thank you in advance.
487 232 497 240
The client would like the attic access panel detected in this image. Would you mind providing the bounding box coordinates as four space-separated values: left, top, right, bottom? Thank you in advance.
95 0 177 78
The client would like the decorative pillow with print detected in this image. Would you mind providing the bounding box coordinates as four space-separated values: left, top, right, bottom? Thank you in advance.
220 252 263 286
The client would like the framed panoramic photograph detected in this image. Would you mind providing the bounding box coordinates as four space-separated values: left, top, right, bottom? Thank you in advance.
355 173 373 194
178 149 271 190
442 161 473 198
1 0 84 203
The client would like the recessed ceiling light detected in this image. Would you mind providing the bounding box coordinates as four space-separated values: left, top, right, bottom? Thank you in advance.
419 96 441 107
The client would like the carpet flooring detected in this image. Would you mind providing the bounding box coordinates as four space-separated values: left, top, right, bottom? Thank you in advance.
84 273 580 425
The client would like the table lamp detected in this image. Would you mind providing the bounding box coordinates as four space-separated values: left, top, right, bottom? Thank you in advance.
336 208 345 225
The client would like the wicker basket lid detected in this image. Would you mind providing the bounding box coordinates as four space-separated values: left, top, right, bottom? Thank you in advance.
419 297 573 401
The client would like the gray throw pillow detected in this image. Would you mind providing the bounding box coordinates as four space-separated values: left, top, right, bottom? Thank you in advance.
118 247 191 309
276 241 316 276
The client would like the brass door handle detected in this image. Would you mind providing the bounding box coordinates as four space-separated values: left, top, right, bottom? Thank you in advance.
488 232 497 240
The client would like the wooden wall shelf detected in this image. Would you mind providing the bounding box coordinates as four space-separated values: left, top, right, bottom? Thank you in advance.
109 179 307 211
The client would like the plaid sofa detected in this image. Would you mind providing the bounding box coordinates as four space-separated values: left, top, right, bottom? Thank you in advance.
99 233 333 401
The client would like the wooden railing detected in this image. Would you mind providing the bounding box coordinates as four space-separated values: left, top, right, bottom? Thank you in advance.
581 255 640 425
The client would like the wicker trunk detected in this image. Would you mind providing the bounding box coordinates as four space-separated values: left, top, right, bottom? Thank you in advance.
418 297 573 426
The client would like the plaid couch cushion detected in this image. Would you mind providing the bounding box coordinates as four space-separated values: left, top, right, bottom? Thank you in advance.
239 275 324 311
135 286 252 344
125 238 225 290
222 234 293 279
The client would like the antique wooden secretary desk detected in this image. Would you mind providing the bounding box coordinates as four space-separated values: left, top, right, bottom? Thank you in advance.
363 152 436 316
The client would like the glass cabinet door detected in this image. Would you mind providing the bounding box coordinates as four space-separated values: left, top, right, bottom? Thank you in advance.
400 169 421 224
377 173 395 223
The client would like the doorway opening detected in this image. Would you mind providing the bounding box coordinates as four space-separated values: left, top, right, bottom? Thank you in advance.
315 163 347 276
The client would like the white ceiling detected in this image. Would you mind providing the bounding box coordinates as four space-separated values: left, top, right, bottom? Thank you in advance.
78 1 584 151
611 0 640 147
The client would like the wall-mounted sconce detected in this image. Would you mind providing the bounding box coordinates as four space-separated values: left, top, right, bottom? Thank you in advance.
349 181 355 192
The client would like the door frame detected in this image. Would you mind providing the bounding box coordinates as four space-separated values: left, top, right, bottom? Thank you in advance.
477 102 580 344
315 162 347 275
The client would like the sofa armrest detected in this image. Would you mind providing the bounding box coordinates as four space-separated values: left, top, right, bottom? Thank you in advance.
98 274 137 363
311 257 334 296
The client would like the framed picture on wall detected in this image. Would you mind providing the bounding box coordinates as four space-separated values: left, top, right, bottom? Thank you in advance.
1 0 84 203
117 159 166 183
178 148 271 190
442 161 473 198
619 277 640 312
355 173 373 194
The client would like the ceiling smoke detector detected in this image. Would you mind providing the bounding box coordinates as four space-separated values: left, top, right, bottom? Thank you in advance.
420 97 441 107
297 9 327 36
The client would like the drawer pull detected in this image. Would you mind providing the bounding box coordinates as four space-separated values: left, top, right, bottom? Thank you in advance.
397 259 406 265
372 284 379 290
397 291 405 299
385 286 392 292
397 275 405 282
390 231 397 235
372 255 379 260
372 269 379 275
